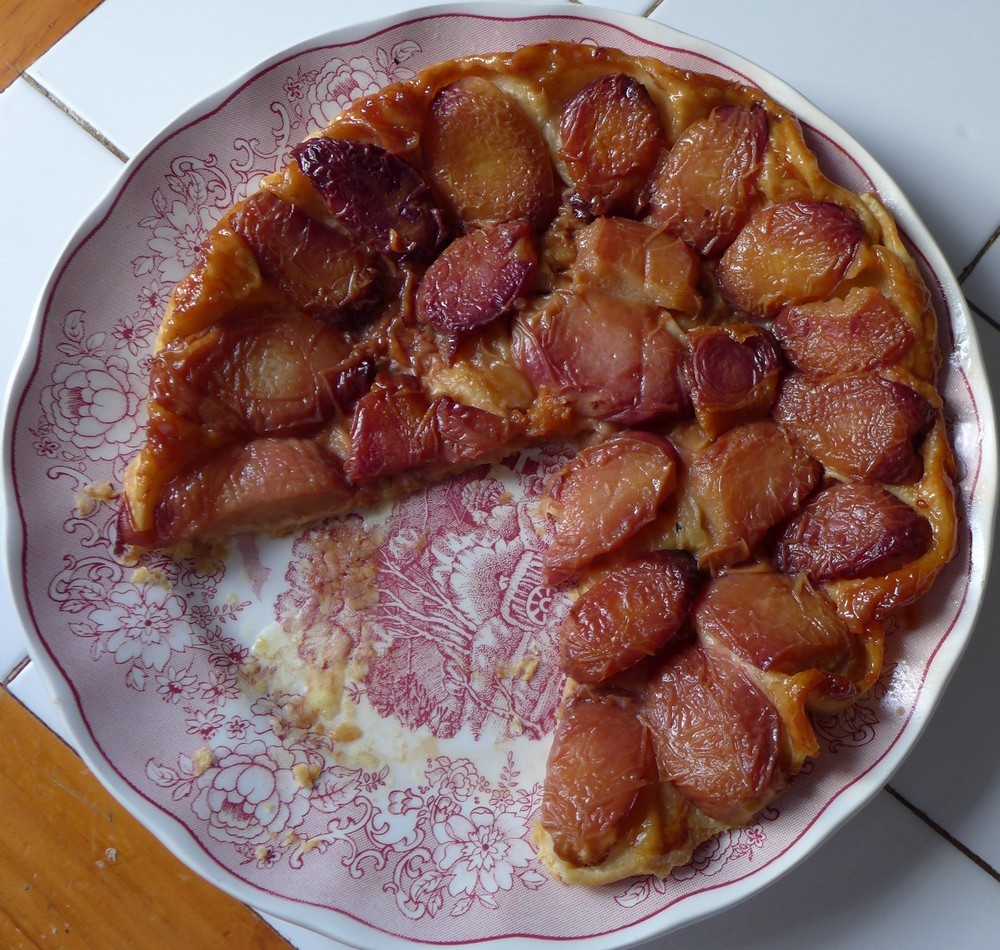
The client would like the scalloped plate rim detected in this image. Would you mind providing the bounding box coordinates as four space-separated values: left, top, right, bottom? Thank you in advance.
2 3 995 948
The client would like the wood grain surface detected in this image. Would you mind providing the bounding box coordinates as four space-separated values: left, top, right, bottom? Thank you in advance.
2 5 289 945
0 688 292 947
0 0 103 90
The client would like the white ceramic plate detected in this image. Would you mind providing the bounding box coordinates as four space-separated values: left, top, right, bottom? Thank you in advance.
3 4 995 947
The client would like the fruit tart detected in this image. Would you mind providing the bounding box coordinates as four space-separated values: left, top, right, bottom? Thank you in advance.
117 42 957 885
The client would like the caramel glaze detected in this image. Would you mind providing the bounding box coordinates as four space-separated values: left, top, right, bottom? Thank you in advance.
118 43 957 885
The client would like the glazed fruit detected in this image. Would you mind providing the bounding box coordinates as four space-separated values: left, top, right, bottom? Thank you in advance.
649 103 768 255
643 641 787 826
718 199 863 315
694 570 856 676
687 421 822 569
558 72 666 217
513 286 690 424
539 689 656 866
559 551 700 683
118 42 957 888
150 312 370 436
424 76 557 228
772 287 915 375
416 218 537 352
345 374 513 480
229 190 379 320
686 324 783 436
774 372 935 482
542 432 678 585
775 481 932 582
292 137 446 261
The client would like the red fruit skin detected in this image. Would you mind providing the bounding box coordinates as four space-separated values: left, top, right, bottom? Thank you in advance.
511 287 690 425
774 371 935 483
542 432 679 586
693 570 855 676
572 216 702 316
775 481 933 581
649 103 769 255
424 77 558 229
560 551 701 683
539 689 657 866
228 189 380 321
346 376 515 482
772 287 915 376
432 397 515 465
149 312 373 438
152 438 351 547
717 199 863 316
416 219 537 353
642 640 787 825
292 137 446 262
686 323 783 436
346 376 439 481
558 73 667 217
687 420 822 569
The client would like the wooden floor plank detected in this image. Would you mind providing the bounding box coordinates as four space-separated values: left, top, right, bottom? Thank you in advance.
0 0 104 91
0 688 291 949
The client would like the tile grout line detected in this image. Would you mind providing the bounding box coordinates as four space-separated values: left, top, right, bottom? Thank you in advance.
968 298 1000 334
20 72 129 163
958 223 1000 285
2 655 31 689
14 2 1000 903
885 785 1000 885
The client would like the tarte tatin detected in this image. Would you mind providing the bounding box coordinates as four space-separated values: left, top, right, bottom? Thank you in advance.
118 42 957 884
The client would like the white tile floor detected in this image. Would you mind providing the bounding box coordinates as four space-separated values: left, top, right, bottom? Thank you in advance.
2 1 999 947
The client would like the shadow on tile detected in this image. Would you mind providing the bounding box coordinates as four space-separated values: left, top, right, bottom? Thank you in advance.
653 790 1000 950
888 309 1000 866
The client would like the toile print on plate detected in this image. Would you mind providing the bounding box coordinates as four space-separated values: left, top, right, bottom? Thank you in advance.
31 415 907 925
6 9 988 947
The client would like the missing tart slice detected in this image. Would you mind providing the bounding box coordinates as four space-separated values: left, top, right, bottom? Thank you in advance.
118 42 957 884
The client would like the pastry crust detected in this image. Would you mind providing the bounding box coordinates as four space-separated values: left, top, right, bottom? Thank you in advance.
119 42 957 885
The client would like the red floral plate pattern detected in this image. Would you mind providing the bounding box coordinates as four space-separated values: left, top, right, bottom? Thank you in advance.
3 4 995 947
